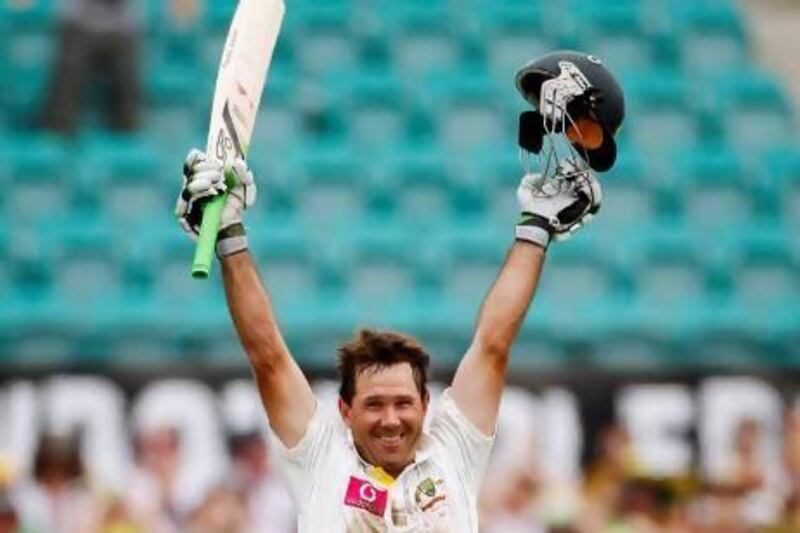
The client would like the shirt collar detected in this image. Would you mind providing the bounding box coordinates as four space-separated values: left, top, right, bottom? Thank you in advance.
347 429 435 485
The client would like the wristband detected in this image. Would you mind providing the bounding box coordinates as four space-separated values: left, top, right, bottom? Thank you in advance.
515 213 552 250
216 223 249 258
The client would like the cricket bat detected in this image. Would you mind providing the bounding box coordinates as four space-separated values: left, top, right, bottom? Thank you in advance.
191 0 285 279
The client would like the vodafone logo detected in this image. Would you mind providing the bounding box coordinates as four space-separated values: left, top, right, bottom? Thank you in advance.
344 476 388 517
359 483 377 503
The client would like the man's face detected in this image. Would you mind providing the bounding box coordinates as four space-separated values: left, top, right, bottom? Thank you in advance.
339 363 428 478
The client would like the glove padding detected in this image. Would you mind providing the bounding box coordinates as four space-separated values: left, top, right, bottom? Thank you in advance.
515 160 602 250
175 148 256 256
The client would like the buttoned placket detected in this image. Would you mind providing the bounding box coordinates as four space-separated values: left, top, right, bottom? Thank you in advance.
348 432 437 531
386 462 427 531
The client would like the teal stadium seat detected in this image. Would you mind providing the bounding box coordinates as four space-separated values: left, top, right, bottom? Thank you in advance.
377 143 460 224
423 67 510 151
508 332 573 372
674 145 754 231
378 1 462 80
324 68 410 149
111 223 156 294
144 0 207 122
625 228 715 337
538 238 631 337
199 0 233 76
252 231 319 310
578 2 652 73
707 72 792 156
286 1 356 75
146 230 226 319
202 0 238 32
288 141 363 225
144 0 203 63
766 151 800 229
201 0 295 78
3 135 74 224
592 151 659 230
442 231 507 312
142 0 214 158
3 221 52 305
676 3 749 73
355 24 392 69
637 0 683 68
245 151 295 219
347 230 418 323
0 0 57 28
473 1 549 79
76 134 165 224
287 81 348 144
623 70 696 153
683 335 764 370
732 235 798 310
720 232 800 346
32 217 150 350
469 148 521 225
2 0 57 127
0 227 10 296
144 62 204 151
372 143 478 225
248 67 302 151
589 335 680 371
0 223 53 341
46 220 120 302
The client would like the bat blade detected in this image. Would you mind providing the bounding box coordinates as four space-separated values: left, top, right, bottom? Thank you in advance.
207 0 285 161
191 0 285 279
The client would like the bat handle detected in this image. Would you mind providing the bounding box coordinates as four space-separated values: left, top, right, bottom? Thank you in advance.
191 193 228 279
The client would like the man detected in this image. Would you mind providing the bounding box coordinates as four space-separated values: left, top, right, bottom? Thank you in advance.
175 51 622 531
42 0 141 134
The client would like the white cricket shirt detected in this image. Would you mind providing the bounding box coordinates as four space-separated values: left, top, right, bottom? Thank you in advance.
271 389 495 532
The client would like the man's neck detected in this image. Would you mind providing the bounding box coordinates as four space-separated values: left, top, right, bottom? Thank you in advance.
353 445 412 482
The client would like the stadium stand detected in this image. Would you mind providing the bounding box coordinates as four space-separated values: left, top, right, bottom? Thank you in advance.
0 0 797 368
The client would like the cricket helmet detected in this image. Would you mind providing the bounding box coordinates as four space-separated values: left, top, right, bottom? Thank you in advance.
516 50 625 173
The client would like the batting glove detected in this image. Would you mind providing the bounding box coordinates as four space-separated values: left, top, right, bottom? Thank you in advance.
175 148 257 257
515 160 602 250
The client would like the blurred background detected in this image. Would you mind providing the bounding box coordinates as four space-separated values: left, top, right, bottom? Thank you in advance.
1 0 799 531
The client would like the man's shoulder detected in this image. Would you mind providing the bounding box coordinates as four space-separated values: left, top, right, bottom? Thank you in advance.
270 398 351 461
425 389 495 451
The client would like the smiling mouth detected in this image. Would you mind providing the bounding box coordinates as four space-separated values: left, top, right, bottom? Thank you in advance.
377 434 404 447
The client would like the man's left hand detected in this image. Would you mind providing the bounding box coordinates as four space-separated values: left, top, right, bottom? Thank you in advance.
515 160 602 250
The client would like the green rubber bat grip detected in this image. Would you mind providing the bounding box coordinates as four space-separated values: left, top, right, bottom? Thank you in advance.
191 193 228 279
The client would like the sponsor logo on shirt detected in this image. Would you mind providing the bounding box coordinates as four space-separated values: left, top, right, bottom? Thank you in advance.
415 477 447 512
344 476 388 517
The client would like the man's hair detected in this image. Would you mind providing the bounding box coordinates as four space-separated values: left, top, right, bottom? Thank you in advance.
337 328 431 405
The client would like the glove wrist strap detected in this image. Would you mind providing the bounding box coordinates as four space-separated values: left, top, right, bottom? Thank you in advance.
515 213 552 250
216 223 248 258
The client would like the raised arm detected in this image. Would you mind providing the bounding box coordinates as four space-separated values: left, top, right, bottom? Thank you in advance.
176 150 315 447
221 251 315 447
451 242 545 434
451 167 602 435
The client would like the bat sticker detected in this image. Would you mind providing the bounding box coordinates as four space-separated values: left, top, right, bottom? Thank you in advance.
222 101 245 158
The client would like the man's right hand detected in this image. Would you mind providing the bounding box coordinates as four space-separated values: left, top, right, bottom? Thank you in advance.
175 148 257 257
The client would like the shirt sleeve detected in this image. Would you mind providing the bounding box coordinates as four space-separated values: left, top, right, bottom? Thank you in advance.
268 400 339 505
428 388 496 496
